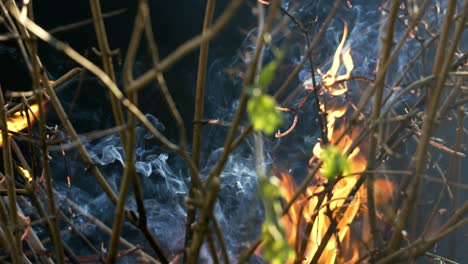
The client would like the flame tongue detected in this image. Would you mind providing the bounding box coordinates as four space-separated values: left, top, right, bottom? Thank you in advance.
8 104 39 131
318 24 354 89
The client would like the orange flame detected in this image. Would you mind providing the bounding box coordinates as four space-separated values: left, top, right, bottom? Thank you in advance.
279 25 368 263
0 104 40 146
374 179 395 205
318 24 354 90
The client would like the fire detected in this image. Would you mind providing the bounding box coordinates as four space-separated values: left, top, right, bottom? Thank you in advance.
18 165 33 183
374 178 395 206
280 25 368 263
0 104 40 147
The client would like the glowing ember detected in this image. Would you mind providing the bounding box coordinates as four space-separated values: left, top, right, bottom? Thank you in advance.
67 175 71 189
0 104 40 147
280 25 367 263
18 166 33 183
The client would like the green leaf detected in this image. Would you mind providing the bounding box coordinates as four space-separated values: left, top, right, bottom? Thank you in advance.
247 94 283 135
320 145 350 180
261 224 295 264
258 60 279 88
257 49 284 88
259 177 282 199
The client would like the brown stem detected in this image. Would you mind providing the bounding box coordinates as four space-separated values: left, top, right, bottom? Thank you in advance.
49 8 126 34
0 1 32 74
192 0 216 168
186 0 216 252
447 104 464 259
38 70 67 264
0 87 23 254
26 187 80 263
55 191 158 263
89 0 127 146
0 94 22 263
365 0 399 253
210 212 230 264
6 67 82 115
17 201 54 264
19 3 67 259
107 2 168 262
206 228 220 264
105 0 143 261
186 178 220 264
237 239 262 264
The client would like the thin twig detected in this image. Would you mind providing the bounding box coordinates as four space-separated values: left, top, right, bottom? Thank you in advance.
365 0 399 253
54 191 158 263
49 8 126 34
37 67 67 264
279 5 327 143
12 2 69 260
6 67 82 115
186 0 216 253
0 88 23 255
104 0 144 260
192 0 216 167
273 0 342 100
378 202 468 264
89 0 127 148
206 228 220 264
26 183 78 263
448 104 464 259
0 93 22 263
127 0 245 92
210 213 230 264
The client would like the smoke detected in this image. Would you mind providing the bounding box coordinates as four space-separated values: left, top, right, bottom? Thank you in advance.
48 106 266 260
